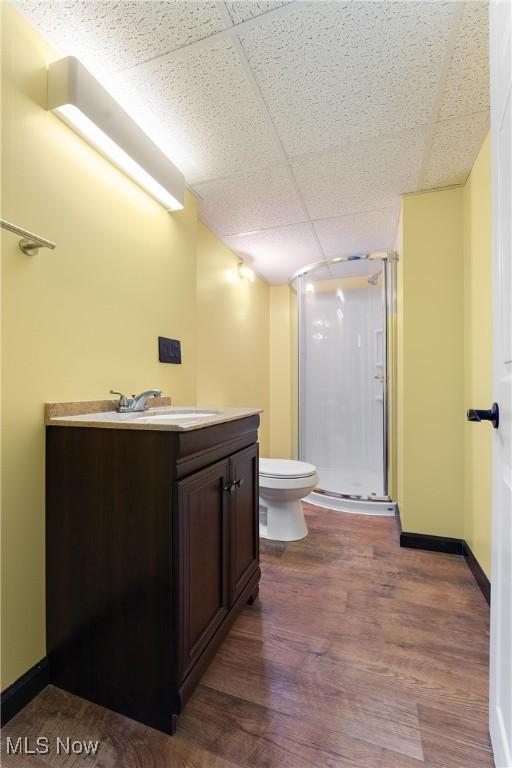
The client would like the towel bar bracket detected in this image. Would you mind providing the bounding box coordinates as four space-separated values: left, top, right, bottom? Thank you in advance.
19 238 43 256
1 218 56 255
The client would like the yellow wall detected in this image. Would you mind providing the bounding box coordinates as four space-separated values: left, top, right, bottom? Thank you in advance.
463 134 493 576
1 4 269 689
268 285 294 459
397 142 493 575
196 222 269 454
398 188 466 538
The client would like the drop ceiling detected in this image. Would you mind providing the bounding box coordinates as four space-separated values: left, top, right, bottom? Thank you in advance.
17 0 489 284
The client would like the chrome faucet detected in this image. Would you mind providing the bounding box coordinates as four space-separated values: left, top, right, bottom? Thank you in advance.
110 388 162 413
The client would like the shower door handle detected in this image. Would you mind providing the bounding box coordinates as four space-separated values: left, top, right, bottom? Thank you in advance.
374 373 384 382
467 403 499 429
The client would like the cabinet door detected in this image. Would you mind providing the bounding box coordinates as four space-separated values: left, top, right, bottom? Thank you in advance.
229 443 259 604
175 459 230 678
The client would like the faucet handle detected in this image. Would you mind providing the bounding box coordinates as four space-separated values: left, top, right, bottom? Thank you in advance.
110 390 130 407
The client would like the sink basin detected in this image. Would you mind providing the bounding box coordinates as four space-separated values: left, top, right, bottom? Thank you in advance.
137 409 219 422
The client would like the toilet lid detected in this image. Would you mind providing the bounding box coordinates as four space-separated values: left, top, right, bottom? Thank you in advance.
259 458 317 479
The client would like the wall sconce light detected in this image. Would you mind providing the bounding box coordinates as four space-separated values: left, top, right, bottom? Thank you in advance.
238 262 255 282
47 57 184 211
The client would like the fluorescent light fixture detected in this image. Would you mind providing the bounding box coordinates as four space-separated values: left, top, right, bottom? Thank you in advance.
238 262 255 282
47 57 184 211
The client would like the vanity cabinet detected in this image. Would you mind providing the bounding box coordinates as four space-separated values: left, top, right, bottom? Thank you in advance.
228 444 259 600
46 415 260 734
175 442 258 680
176 459 231 679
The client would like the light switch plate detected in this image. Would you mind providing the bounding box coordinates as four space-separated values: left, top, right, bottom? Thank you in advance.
158 337 181 364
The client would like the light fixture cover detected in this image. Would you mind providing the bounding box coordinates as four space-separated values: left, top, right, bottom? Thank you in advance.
238 262 255 282
47 56 184 211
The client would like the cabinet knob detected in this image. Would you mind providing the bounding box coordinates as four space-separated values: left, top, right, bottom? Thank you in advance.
224 478 244 493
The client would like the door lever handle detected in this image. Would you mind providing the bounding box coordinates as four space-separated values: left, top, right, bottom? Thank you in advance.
467 402 499 429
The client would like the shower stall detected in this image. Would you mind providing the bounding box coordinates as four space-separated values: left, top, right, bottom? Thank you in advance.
292 253 397 515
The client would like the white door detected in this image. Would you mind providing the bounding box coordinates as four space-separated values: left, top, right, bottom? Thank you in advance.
490 1 512 766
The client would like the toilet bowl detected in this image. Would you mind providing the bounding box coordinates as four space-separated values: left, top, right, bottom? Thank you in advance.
259 458 319 541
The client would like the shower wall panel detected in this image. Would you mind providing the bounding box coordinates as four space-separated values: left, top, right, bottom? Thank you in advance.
299 263 386 497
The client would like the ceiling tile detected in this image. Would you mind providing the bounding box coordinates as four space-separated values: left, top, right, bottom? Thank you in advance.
195 164 306 235
292 130 426 221
421 111 489 189
314 207 400 259
116 38 282 183
225 0 293 26
224 223 323 284
15 1 225 74
239 0 457 156
438 1 489 120
16 0 489 285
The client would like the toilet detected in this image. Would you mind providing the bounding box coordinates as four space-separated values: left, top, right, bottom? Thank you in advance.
259 458 319 541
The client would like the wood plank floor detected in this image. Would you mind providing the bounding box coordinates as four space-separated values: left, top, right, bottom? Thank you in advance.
1 505 492 768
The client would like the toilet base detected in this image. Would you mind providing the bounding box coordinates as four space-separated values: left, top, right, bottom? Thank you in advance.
259 499 308 542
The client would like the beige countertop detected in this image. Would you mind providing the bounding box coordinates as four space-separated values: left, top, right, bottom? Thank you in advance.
45 400 262 432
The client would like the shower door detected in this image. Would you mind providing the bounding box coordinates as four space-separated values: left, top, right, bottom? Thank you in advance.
298 257 388 499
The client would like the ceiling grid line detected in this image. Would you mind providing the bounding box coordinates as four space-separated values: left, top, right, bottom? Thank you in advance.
118 1 300 78
214 0 326 260
416 0 466 190
189 123 434 188
221 204 399 238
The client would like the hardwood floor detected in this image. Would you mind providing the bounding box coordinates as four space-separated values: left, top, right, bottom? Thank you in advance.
1 505 492 768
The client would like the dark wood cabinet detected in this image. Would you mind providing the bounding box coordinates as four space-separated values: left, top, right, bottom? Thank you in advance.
176 459 230 678
229 443 259 603
46 415 260 734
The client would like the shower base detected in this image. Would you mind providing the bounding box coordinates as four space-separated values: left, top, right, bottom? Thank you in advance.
314 466 384 497
306 491 396 516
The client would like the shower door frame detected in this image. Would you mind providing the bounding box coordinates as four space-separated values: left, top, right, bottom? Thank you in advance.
294 251 396 504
